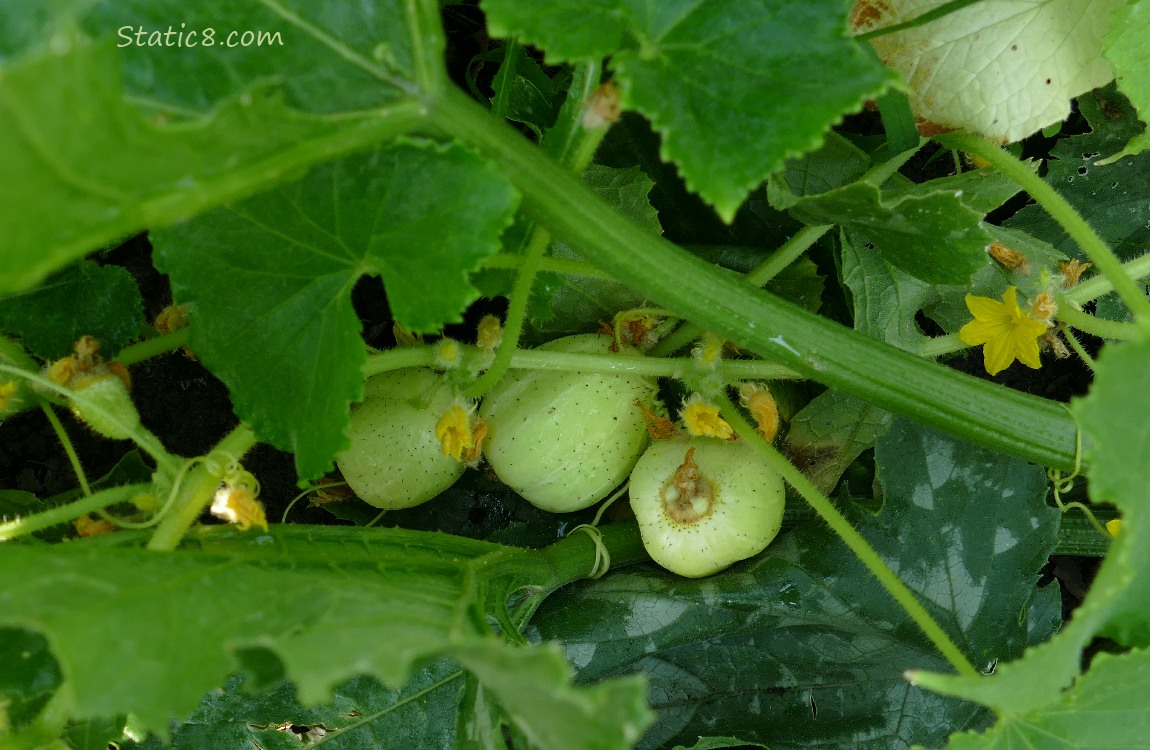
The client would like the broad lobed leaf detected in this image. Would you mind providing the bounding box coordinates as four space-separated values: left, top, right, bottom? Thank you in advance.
0 0 434 296
928 648 1150 750
0 525 652 749
482 0 896 221
854 0 1125 142
151 140 519 480
911 335 1150 717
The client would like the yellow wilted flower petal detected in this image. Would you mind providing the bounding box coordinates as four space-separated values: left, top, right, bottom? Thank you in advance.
210 486 268 532
682 395 733 439
435 404 473 461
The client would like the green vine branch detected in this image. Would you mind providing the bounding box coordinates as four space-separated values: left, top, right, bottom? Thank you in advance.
146 424 259 551
431 85 1078 470
0 483 153 542
715 393 979 678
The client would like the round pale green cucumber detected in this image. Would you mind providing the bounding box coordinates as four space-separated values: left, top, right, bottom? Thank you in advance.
629 437 785 578
337 368 465 510
480 334 656 513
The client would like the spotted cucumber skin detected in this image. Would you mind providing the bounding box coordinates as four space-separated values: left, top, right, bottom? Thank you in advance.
337 368 464 510
480 334 656 513
629 438 785 578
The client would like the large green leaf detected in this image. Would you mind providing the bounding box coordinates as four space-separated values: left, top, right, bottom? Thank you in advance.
1007 86 1150 262
0 261 144 360
482 0 896 221
1074 336 1150 648
151 140 518 480
533 420 1059 748
1101 0 1150 162
79 0 423 114
929 648 1150 750
855 0 1124 142
0 0 435 295
912 336 1150 715
773 181 992 284
0 525 652 748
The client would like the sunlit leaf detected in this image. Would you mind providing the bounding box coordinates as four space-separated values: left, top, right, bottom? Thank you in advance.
854 0 1125 142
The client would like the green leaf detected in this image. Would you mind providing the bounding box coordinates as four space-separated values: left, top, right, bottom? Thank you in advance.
0 0 444 296
672 738 768 750
855 0 1126 142
0 38 420 297
840 228 935 351
79 0 422 114
779 131 872 197
535 420 1059 748
151 667 462 750
151 141 518 480
783 389 892 495
882 165 1029 216
61 715 128 750
0 526 492 732
912 336 1150 714
929 648 1150 750
1101 0 1150 162
1074 336 1150 647
0 261 144 360
0 627 62 731
0 526 650 749
454 643 653 750
1006 86 1150 261
775 181 992 284
482 0 896 221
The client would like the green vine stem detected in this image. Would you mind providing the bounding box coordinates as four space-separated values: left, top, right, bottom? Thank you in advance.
935 132 1150 327
1056 302 1140 341
650 224 833 357
465 226 551 398
40 400 93 496
479 253 615 279
1065 252 1150 306
1060 325 1097 370
146 424 258 551
114 328 190 367
431 85 1078 471
362 343 798 383
714 394 979 678
0 483 153 542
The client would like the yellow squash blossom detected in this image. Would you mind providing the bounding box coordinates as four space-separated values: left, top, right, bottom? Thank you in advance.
959 286 1048 376
682 395 733 439
435 404 471 460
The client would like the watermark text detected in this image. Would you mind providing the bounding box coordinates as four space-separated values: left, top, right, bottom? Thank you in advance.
117 24 283 48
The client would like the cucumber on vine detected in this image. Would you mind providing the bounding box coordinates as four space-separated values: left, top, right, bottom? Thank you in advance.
337 368 465 510
479 334 657 513
629 437 785 578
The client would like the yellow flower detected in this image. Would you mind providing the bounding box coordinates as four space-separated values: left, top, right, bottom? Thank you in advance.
682 395 733 439
435 404 473 461
0 380 15 413
210 485 268 532
959 286 1048 376
1106 518 1122 538
738 382 780 442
